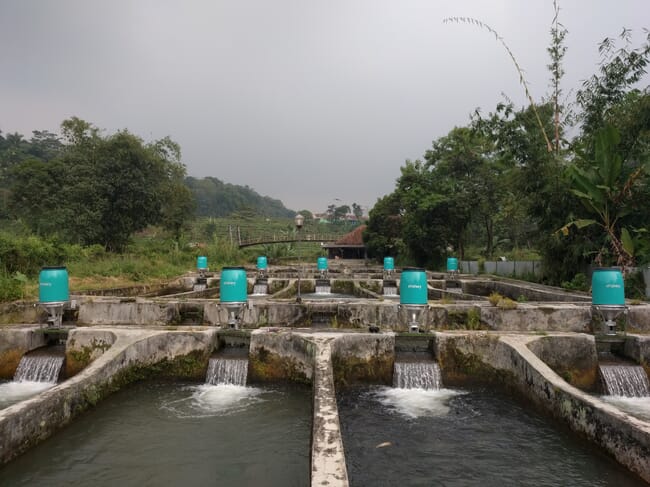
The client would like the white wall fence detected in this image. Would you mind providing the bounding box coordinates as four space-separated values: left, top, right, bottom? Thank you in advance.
459 260 543 278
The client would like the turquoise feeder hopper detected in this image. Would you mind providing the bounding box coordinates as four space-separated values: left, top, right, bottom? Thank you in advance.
399 268 427 305
317 257 328 271
447 257 459 272
592 268 625 306
220 267 248 303
197 256 208 271
384 257 395 271
39 267 69 304
257 256 268 271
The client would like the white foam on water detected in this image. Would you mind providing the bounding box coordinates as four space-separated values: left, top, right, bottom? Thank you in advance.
373 386 463 419
161 384 265 418
601 395 650 422
0 381 55 409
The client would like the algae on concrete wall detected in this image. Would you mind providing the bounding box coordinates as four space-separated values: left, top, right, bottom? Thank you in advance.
248 346 312 384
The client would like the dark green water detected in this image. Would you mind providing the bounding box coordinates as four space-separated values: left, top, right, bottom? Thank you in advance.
0 381 311 487
338 386 648 487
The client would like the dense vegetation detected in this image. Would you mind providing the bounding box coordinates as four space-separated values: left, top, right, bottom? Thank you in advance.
364 15 650 291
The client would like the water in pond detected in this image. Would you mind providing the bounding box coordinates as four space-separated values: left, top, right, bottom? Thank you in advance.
0 380 54 410
338 386 646 486
601 395 650 422
0 381 311 486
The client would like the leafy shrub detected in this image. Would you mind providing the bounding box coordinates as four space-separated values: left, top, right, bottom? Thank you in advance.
488 292 502 306
0 233 68 276
0 272 23 301
496 297 518 309
467 308 481 329
561 272 589 292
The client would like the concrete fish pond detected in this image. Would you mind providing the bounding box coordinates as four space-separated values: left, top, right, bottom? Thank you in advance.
1 266 650 485
0 328 649 485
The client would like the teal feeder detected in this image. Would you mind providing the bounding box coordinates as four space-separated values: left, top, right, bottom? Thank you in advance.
197 256 208 271
317 257 328 272
39 266 69 328
39 267 69 304
592 268 625 305
257 256 268 271
591 267 626 335
220 267 248 303
447 257 459 273
384 257 395 271
220 267 248 328
399 268 427 305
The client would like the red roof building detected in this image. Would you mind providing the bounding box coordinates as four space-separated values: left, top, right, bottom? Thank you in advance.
322 225 367 259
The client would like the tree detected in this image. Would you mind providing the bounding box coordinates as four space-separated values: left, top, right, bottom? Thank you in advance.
558 125 649 268
9 118 195 251
333 205 350 222
364 193 403 260
351 203 363 221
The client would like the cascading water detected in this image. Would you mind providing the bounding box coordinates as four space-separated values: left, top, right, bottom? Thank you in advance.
252 283 268 295
1 351 64 409
599 364 650 397
383 286 397 296
393 361 443 390
205 357 248 386
14 354 64 383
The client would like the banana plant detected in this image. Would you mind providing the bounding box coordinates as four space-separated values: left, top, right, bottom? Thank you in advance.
557 124 648 269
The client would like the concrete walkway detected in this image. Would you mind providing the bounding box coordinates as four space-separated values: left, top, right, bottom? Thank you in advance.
307 335 349 487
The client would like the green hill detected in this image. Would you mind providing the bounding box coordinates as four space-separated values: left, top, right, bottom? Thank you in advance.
185 176 295 218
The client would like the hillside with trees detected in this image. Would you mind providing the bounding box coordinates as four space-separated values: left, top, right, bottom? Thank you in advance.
186 176 294 218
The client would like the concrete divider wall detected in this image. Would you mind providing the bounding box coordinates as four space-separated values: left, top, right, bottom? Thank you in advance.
623 335 650 378
525 334 599 390
248 330 316 383
78 299 177 326
0 326 48 379
0 328 219 465
330 333 394 386
461 279 590 302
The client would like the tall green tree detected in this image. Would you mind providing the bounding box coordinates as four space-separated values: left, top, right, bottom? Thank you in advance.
9 118 195 251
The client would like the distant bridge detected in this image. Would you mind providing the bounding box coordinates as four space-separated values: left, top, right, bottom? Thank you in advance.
237 232 341 248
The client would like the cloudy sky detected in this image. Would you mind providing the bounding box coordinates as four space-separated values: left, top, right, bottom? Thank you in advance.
1 1 648 213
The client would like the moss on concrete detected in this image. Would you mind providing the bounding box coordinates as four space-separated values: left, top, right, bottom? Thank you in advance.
65 350 210 418
438 339 513 387
331 280 355 295
0 349 24 379
248 346 311 384
331 353 393 387
65 338 113 378
559 367 599 391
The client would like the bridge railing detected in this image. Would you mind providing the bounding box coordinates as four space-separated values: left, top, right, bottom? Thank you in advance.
238 233 342 248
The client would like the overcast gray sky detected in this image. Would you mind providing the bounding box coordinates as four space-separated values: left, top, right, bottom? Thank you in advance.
1 1 648 213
